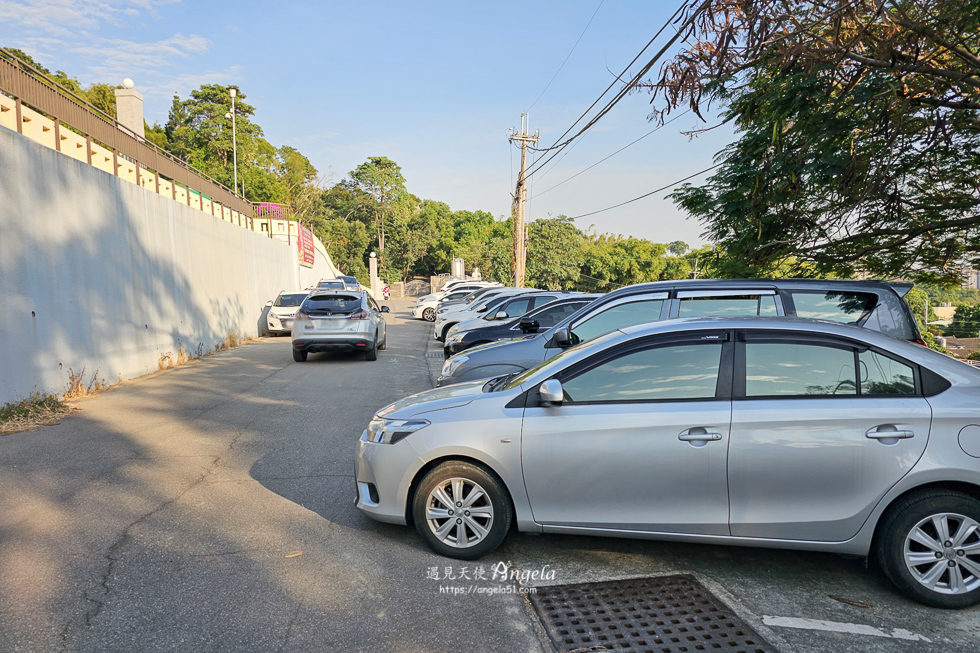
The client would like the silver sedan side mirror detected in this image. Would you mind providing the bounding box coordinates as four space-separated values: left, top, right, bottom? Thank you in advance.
539 379 564 405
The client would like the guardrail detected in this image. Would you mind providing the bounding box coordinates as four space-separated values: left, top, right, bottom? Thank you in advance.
0 48 253 220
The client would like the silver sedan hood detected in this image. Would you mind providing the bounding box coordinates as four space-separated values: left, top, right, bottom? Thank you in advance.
377 380 486 418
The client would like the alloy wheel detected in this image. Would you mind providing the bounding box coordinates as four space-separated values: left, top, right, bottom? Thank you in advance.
904 512 980 595
424 477 494 548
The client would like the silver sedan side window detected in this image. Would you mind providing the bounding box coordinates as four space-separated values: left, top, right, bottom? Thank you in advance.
859 350 915 395
745 343 857 396
561 342 723 403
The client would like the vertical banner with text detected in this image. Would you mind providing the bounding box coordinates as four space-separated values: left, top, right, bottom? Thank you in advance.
298 223 315 268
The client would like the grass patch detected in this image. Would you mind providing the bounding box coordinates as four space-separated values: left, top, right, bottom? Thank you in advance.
0 393 76 435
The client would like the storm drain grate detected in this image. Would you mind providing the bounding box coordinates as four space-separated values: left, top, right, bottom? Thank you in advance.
528 575 776 653
425 352 444 358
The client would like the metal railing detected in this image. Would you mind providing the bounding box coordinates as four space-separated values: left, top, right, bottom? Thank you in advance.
0 48 252 217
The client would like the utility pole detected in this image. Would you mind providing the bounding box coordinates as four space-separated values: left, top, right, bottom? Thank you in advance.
508 113 539 288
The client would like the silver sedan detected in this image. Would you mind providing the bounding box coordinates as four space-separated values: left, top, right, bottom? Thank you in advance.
355 316 980 608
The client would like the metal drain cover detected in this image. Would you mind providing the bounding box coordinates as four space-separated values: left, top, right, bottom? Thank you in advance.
528 575 776 653
425 352 444 358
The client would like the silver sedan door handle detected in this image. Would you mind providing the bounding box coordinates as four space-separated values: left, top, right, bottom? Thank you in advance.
678 427 723 442
866 426 915 440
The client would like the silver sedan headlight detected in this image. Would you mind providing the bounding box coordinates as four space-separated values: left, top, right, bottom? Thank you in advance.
363 417 430 444
441 355 469 378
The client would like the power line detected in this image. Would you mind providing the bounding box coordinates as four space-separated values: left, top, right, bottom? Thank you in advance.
536 109 691 197
527 0 606 112
565 162 722 220
525 0 710 178
527 0 687 160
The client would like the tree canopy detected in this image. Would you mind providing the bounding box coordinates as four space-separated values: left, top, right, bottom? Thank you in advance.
643 1 980 283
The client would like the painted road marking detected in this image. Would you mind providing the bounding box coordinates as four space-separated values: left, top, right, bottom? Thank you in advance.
762 616 931 642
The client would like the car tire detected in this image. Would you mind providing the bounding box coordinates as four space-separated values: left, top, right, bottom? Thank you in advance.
422 308 435 322
364 341 378 361
412 461 512 560
876 490 980 608
292 348 307 362
378 336 387 351
439 324 456 341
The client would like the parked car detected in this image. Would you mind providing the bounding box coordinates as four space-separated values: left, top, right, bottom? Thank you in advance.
413 288 479 322
291 290 389 362
338 275 360 291
438 279 923 386
315 279 347 291
264 291 310 336
412 282 499 320
432 289 548 342
440 279 500 293
443 294 600 356
356 315 980 608
442 291 583 354
433 287 522 318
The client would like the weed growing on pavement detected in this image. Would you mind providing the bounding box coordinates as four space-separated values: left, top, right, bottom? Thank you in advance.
64 367 105 400
0 392 75 435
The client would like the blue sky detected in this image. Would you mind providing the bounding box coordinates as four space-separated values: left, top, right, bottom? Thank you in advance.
2 0 737 246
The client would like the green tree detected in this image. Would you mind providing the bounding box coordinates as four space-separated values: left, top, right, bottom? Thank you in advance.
349 157 408 262
947 304 980 338
526 216 585 289
646 1 980 282
164 94 193 159
176 85 263 192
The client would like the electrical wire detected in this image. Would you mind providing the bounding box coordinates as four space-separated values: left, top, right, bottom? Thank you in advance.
527 0 606 112
565 162 722 220
525 0 710 178
536 109 691 197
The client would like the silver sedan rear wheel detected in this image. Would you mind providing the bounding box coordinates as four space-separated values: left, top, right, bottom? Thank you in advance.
904 512 980 595
422 307 435 322
878 490 980 608
412 461 512 560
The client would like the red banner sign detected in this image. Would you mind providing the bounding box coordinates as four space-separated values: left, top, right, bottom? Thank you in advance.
297 223 315 268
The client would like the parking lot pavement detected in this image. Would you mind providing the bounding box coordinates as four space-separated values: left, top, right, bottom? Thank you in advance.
0 297 977 652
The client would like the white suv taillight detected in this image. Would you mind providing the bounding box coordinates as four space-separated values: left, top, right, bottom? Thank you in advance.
294 310 312 325
349 309 369 320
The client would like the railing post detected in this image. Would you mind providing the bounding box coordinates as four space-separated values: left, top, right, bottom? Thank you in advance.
85 136 92 165
14 98 22 134
112 150 118 177
53 118 61 152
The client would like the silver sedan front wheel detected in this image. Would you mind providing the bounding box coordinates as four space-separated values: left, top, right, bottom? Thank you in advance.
425 477 494 548
413 461 512 560
878 490 980 608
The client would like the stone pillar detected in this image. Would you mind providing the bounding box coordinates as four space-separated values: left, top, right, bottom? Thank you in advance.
369 253 379 299
114 84 145 140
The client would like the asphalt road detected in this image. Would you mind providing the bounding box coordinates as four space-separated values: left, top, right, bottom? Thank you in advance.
0 299 977 653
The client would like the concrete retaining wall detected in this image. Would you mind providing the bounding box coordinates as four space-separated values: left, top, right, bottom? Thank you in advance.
0 126 331 404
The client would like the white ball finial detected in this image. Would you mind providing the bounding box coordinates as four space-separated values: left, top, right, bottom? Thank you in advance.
122 78 135 89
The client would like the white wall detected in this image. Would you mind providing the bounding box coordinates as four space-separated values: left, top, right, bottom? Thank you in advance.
0 127 318 404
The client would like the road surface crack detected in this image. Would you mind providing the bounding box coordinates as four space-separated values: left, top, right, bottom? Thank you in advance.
75 431 242 635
